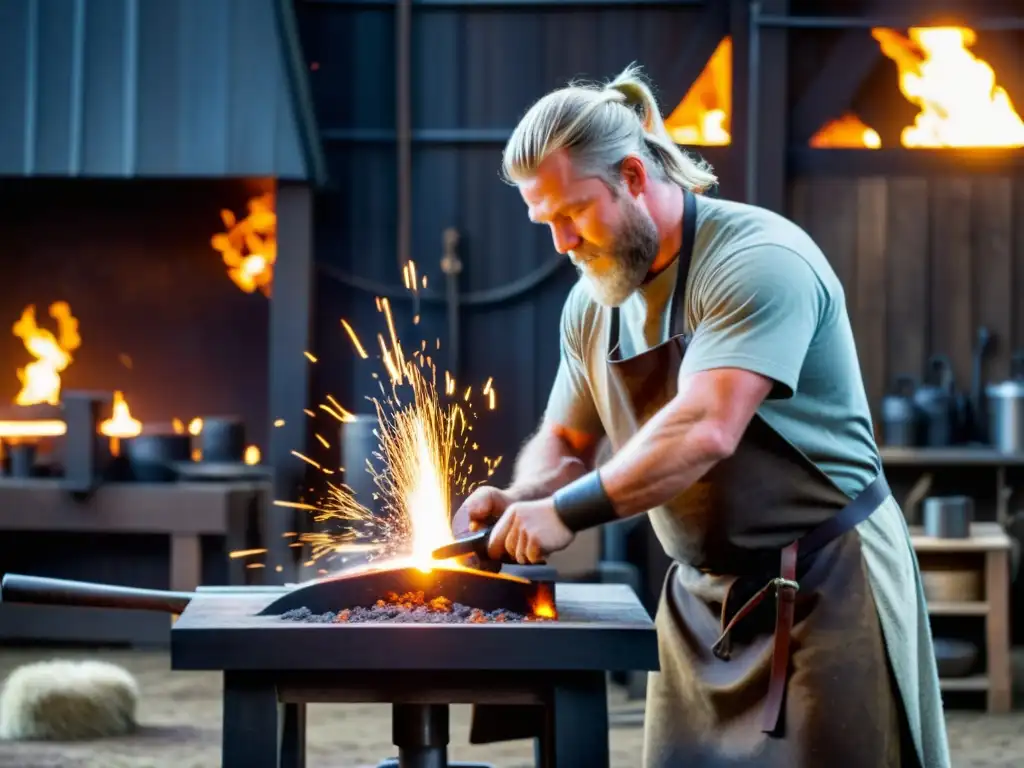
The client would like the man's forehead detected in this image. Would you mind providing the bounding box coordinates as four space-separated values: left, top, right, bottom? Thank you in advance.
520 152 588 222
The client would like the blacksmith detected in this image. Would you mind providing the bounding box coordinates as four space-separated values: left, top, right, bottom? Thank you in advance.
453 65 949 767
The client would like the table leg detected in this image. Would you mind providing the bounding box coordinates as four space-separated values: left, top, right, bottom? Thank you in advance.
281 702 307 768
222 671 283 768
986 549 1012 713
392 703 449 768
538 672 609 768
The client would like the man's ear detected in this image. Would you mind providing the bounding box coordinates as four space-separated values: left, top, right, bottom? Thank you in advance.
619 155 648 198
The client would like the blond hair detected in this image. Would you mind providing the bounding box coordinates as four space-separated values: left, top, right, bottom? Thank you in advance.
501 63 717 193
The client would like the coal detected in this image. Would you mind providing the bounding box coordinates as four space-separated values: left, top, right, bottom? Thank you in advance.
279 590 554 625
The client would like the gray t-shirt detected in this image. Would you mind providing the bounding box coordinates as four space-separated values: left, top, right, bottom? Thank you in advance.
545 194 881 499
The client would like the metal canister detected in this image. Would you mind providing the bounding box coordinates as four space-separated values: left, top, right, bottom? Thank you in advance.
986 352 1024 453
922 496 974 539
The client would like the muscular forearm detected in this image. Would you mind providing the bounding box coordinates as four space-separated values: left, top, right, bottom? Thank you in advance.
598 394 732 518
506 428 591 502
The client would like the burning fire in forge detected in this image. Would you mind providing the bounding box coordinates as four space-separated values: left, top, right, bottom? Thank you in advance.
666 25 1024 148
244 264 558 623
12 302 81 407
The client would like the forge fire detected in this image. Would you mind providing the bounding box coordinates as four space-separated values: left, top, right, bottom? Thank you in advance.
280 589 550 624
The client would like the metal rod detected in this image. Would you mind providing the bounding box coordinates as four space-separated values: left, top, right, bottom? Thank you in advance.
396 0 413 275
441 228 462 378
1 574 193 614
756 14 1024 31
309 0 703 7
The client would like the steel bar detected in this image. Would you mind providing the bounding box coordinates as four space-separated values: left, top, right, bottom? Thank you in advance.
395 0 413 276
756 14 1024 32
1 574 193 614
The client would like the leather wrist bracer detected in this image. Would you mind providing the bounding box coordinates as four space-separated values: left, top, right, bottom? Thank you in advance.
552 471 619 533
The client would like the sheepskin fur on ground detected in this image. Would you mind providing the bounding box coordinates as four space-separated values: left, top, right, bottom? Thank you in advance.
0 659 139 741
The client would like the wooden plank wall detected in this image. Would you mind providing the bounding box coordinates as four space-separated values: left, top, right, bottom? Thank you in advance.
788 175 1024 426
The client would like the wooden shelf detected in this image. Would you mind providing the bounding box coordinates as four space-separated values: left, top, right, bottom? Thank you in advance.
910 523 1012 713
938 675 989 692
927 601 988 616
910 523 1013 553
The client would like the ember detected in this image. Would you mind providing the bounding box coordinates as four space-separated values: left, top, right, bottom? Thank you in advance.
280 590 549 624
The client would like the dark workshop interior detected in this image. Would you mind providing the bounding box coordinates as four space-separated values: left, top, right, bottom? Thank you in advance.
1 0 1024 766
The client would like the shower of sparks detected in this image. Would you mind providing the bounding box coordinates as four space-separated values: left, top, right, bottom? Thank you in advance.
232 259 503 575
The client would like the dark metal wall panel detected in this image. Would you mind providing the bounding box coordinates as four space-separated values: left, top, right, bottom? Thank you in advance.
0 0 313 180
299 2 712 486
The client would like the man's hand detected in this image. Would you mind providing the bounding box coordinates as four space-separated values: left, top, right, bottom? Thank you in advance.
451 486 515 536
487 498 574 564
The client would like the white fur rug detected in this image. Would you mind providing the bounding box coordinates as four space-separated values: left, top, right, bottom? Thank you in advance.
0 659 138 741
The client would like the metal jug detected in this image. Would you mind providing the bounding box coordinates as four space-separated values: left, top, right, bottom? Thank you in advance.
880 376 919 447
913 355 957 447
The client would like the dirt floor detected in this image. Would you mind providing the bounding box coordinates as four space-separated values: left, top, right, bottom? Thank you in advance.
0 646 1021 767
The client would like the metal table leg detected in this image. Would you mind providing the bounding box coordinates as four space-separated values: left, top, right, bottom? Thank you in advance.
392 703 450 768
538 672 610 768
281 702 307 768
222 672 282 768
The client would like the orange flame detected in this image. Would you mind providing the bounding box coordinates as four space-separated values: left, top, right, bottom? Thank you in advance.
244 445 261 465
12 302 81 406
813 26 1024 148
98 390 141 456
98 391 141 439
665 37 732 146
210 193 277 297
874 26 1024 148
811 114 882 149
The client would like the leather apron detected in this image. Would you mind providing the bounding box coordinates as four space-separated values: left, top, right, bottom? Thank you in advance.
609 190 911 767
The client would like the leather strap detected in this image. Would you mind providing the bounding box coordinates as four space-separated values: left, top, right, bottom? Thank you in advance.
710 471 892 737
762 541 799 734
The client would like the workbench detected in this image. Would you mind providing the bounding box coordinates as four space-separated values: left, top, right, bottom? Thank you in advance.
171 583 659 768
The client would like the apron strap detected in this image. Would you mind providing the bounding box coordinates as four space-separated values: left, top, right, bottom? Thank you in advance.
710 471 892 736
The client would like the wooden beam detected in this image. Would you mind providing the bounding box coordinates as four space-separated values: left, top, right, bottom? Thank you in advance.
789 1 889 144
791 31 881 144
720 0 750 201
266 181 315 585
745 0 789 211
661 0 730 107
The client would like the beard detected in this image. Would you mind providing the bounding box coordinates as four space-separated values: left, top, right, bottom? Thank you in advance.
569 201 660 307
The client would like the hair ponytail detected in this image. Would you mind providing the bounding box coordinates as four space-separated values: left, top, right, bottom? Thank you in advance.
502 62 718 194
604 64 717 193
